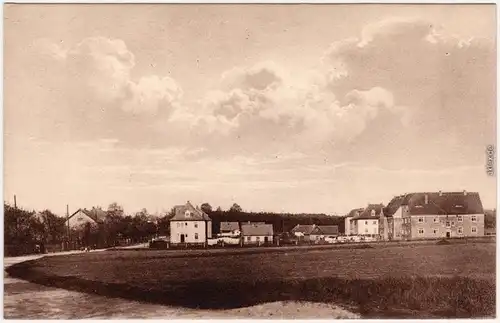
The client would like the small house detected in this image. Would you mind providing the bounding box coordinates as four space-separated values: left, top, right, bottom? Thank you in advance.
310 225 339 241
290 224 317 241
219 222 241 237
241 223 274 246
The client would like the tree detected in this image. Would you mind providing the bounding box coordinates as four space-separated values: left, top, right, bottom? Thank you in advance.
39 210 66 244
216 206 222 212
229 203 242 213
201 203 213 214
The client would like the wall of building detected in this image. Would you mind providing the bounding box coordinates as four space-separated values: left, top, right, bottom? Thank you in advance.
344 217 352 235
170 220 207 243
243 235 273 244
67 210 96 229
409 213 485 239
354 219 379 236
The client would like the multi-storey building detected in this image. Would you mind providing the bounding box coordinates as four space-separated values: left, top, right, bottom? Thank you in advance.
383 191 485 240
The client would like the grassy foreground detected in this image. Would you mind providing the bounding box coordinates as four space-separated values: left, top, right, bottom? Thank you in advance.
6 242 496 318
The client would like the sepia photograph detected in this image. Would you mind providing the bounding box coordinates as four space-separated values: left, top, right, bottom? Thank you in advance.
3 3 497 319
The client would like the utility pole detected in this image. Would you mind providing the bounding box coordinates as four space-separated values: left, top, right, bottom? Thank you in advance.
66 205 70 250
14 195 17 209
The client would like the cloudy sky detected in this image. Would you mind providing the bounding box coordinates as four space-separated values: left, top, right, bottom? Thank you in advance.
4 4 497 216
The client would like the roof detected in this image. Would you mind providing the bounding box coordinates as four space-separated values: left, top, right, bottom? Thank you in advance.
354 204 384 220
170 201 212 221
313 225 339 235
346 208 364 218
485 228 495 234
67 208 104 224
220 222 240 231
383 192 484 216
241 223 273 236
290 224 316 235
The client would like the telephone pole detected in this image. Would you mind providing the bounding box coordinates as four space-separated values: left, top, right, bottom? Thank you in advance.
14 195 17 209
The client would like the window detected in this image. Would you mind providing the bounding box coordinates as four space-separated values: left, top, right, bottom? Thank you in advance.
365 221 368 225
471 227 477 234
185 211 191 217
433 229 438 234
177 223 180 228
446 221 451 228
457 215 463 222
471 215 477 222
418 228 424 235
433 218 439 223
458 227 463 234
373 220 377 225
418 217 424 223
256 236 260 241
195 233 199 240
185 222 188 226
451 221 455 226
247 236 251 241
365 229 368 233
194 223 198 228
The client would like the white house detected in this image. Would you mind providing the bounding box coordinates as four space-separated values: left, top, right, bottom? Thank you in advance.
350 204 384 237
241 223 274 245
170 201 212 244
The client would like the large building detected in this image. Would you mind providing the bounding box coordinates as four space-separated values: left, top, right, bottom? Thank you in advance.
383 191 485 240
170 201 212 244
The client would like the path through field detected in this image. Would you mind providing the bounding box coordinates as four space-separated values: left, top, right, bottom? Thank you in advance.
3 252 359 319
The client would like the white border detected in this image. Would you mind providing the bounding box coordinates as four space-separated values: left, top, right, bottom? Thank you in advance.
1 1 498 323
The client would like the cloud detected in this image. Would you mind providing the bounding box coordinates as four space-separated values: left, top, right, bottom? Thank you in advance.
322 16 496 169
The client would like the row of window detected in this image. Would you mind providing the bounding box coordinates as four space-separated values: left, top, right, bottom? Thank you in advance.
362 220 378 225
417 227 477 235
414 215 477 223
246 236 271 241
176 222 199 228
178 233 199 239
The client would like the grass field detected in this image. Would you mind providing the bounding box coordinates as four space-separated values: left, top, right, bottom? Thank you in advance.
6 242 496 318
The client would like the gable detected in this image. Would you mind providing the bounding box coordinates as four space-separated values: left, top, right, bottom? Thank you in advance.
67 209 98 228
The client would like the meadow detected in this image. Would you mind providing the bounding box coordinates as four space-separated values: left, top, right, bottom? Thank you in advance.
7 241 496 318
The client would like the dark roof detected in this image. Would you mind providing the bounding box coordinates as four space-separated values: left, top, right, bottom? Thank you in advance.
354 204 384 220
290 224 316 235
346 208 364 218
170 201 211 221
383 192 484 216
67 208 104 224
220 222 240 231
241 223 273 236
313 225 339 235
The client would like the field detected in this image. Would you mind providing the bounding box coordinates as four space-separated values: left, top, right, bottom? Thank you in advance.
6 241 496 318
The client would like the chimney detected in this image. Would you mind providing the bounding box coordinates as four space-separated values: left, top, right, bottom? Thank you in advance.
439 191 443 196
463 190 467 196
424 194 429 204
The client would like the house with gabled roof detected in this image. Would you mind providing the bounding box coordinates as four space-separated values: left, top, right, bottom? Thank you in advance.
170 201 212 244
219 221 241 237
290 224 317 241
383 191 485 240
350 204 384 237
241 223 273 245
310 225 339 241
66 208 105 229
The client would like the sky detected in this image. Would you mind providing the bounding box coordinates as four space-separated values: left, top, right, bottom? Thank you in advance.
3 4 497 216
